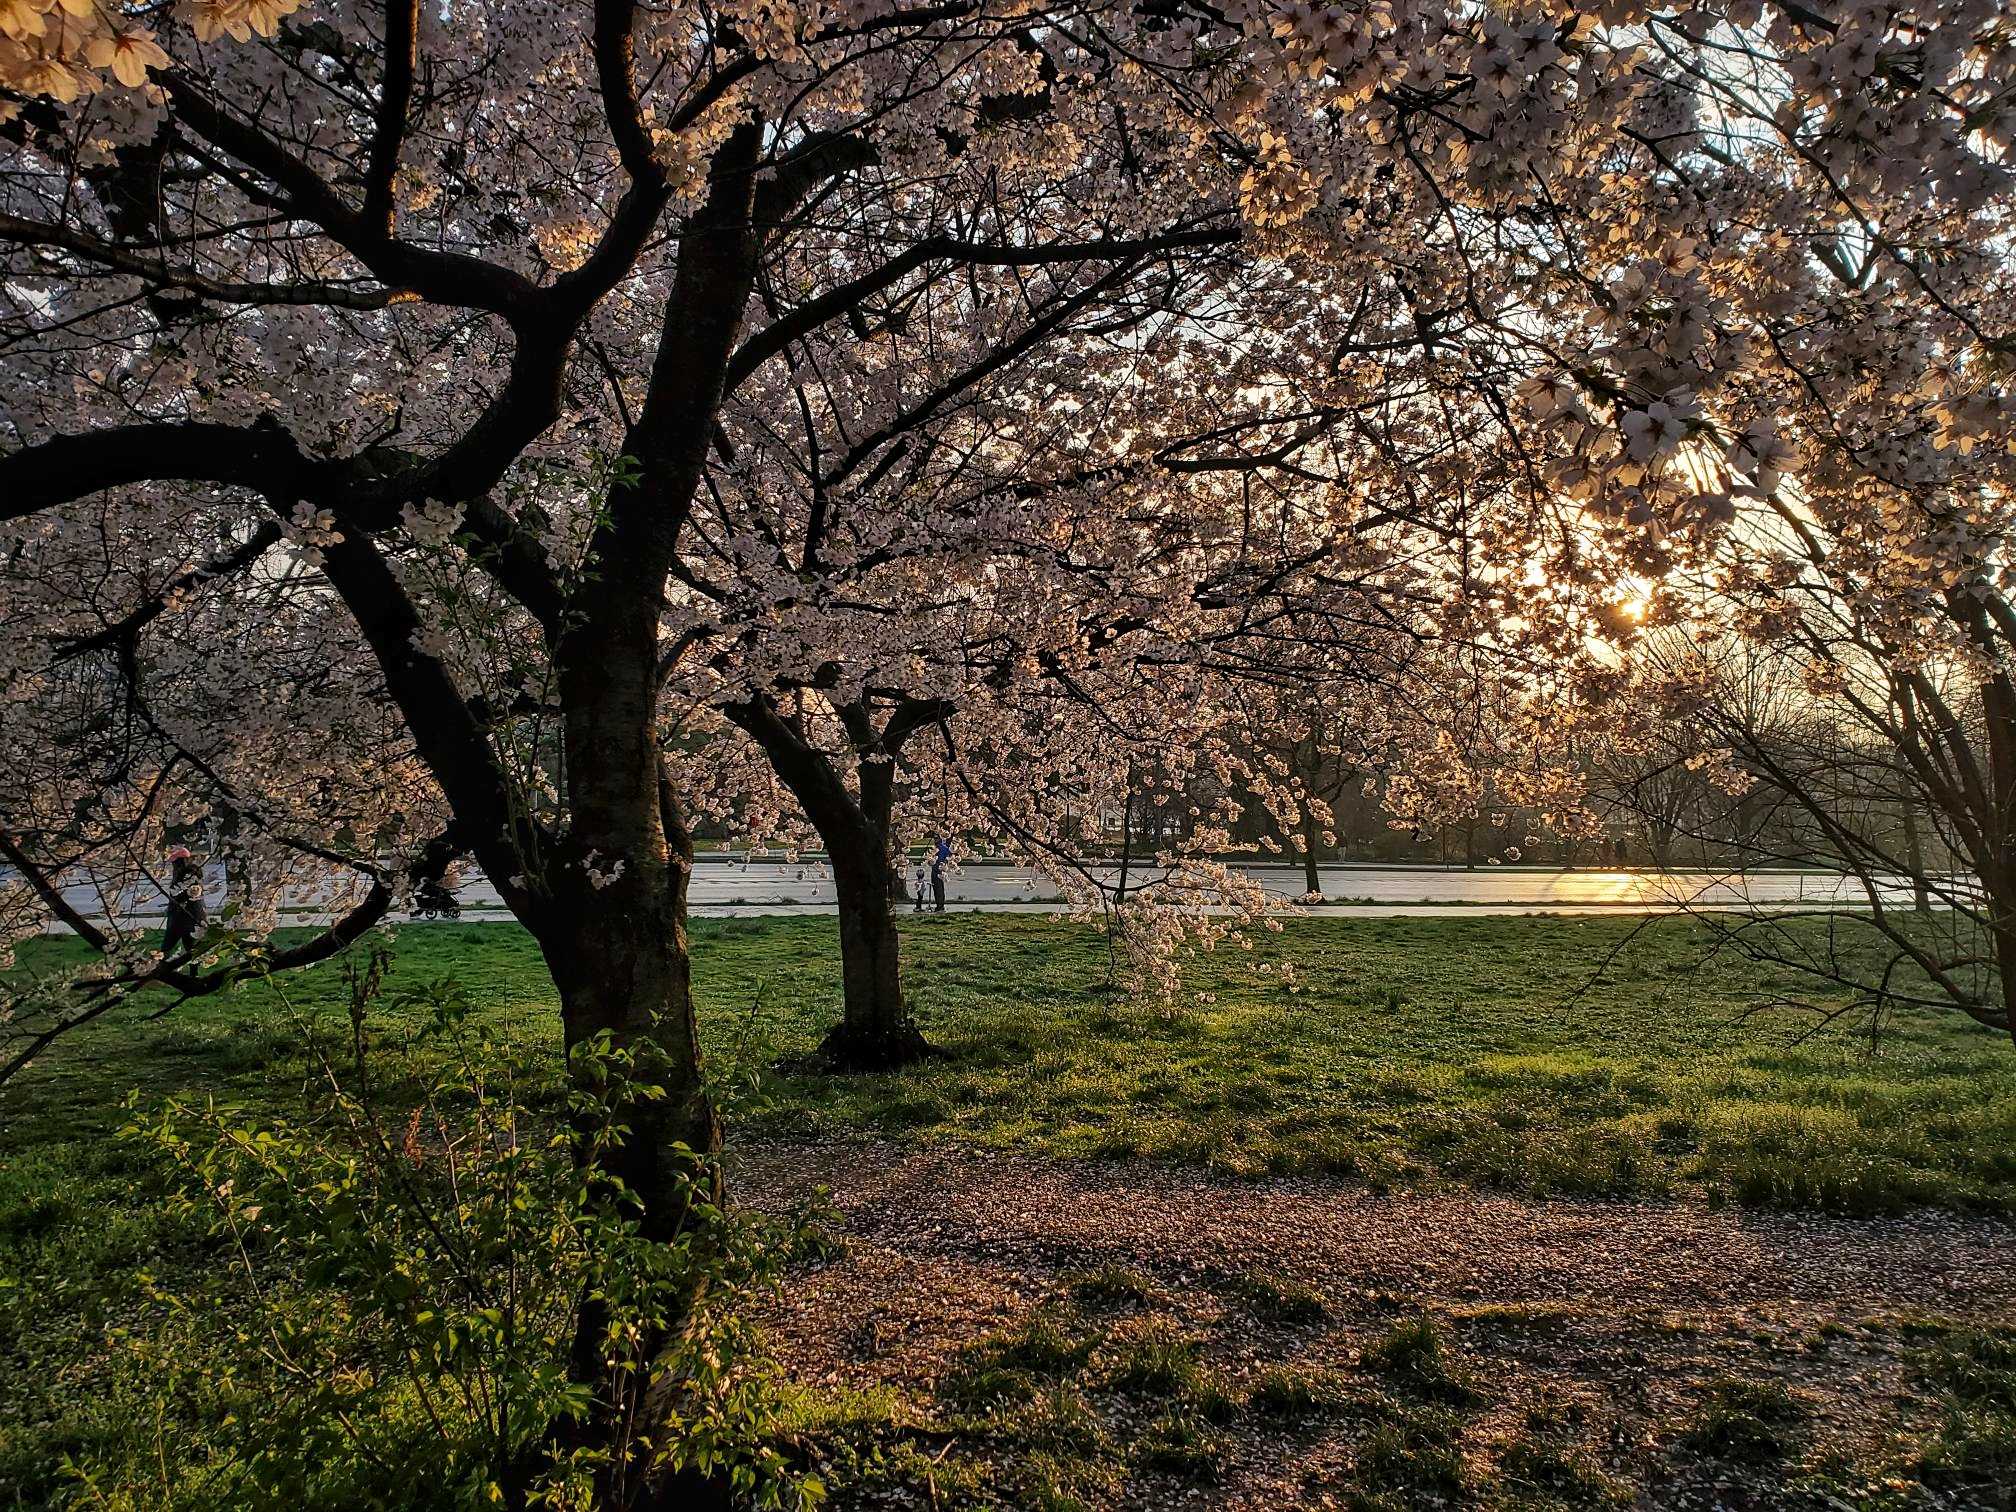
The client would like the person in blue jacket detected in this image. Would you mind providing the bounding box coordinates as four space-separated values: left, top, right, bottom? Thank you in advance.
931 837 951 912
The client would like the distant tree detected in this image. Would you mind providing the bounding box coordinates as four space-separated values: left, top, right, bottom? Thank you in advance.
1629 621 2015 1045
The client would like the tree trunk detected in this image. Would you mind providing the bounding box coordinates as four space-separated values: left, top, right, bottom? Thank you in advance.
541 883 719 1229
1983 671 2016 1051
887 837 909 902
1117 763 1135 897
543 886 719 1432
823 816 933 1067
725 695 939 1068
1900 799 1932 912
1300 805 1323 898
820 743 935 1067
527 787 725 1505
531 124 761 1502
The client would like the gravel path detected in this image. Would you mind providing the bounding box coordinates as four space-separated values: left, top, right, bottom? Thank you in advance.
734 1136 2016 1508
739 1136 2016 1318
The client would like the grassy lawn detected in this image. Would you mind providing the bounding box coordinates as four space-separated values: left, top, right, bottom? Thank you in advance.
4 913 2015 1506
10 913 2016 1212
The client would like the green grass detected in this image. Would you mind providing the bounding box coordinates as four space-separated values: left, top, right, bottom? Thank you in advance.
1348 1399 1477 1507
1218 1268 1330 1325
1498 1402 1630 1508
781 1293 2016 1511
1105 1319 1205 1395
6 913 2016 1505
1067 1265 1156 1308
1248 1364 1349 1418
1677 1378 1808 1464
17 913 2012 1215
1911 1327 2016 1497
1360 1315 1482 1406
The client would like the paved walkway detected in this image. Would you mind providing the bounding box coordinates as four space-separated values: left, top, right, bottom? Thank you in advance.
20 859 1943 926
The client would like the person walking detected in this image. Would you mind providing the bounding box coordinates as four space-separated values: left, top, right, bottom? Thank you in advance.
161 844 206 957
913 856 928 912
931 837 951 913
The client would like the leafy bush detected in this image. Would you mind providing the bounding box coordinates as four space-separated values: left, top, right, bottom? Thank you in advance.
117 966 819 1510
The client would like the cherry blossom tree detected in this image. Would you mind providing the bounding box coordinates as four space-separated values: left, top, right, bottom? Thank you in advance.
670 242 1514 1059
4 0 2013 1488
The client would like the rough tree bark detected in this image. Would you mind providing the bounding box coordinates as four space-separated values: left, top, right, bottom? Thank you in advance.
528 775 725 1510
544 127 761 1501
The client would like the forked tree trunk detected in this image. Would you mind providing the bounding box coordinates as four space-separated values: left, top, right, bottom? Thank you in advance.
528 123 759 1505
726 695 939 1068
321 524 727 1509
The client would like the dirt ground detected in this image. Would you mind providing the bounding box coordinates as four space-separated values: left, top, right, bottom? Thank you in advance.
735 1135 2016 1509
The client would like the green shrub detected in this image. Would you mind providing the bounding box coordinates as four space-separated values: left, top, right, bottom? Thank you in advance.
1499 1423 1626 1507
1918 1405 2016 1493
118 973 817 1511
976 1312 1095 1376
